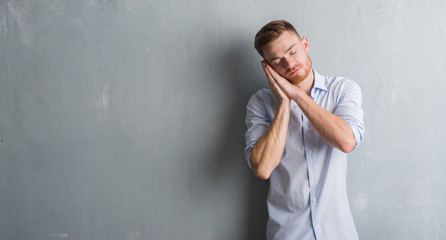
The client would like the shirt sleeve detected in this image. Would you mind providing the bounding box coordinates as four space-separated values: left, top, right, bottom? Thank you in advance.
333 80 365 149
244 92 271 168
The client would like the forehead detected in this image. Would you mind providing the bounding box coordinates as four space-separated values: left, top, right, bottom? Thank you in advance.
263 31 301 59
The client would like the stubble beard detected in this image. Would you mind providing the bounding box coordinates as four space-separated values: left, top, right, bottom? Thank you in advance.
287 59 312 85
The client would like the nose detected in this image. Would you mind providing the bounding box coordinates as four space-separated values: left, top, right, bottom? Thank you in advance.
282 57 293 69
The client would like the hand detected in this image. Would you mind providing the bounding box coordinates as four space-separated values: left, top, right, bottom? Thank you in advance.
264 62 357 153
262 62 299 100
261 61 290 105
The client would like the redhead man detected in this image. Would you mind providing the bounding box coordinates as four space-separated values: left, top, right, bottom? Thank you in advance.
245 20 364 240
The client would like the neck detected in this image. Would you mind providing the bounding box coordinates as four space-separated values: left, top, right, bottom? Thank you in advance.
295 69 314 96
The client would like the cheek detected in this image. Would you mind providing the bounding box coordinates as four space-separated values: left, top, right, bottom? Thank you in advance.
275 67 288 76
271 65 284 73
288 56 300 66
305 55 312 67
295 55 309 68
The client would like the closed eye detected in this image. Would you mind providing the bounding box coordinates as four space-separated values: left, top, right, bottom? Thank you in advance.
271 59 281 65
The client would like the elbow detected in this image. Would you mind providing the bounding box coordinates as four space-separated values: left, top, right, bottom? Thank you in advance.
251 158 273 180
339 138 356 153
249 151 277 180
253 166 272 180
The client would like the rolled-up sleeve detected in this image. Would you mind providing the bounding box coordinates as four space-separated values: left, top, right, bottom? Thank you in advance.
244 92 271 168
333 80 365 149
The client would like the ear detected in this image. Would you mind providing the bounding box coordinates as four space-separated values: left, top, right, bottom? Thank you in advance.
301 36 310 53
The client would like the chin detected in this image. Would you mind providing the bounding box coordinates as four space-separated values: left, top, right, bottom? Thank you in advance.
291 69 311 84
289 76 305 85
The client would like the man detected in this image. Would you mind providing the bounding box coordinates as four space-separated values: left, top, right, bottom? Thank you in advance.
244 20 364 239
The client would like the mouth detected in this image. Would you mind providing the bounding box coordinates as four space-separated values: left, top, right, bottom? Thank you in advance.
289 67 301 75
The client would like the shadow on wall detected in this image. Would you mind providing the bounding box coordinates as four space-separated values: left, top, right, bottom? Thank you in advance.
213 39 270 239
185 34 269 239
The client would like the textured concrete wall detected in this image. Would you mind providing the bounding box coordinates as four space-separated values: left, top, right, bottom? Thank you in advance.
1 0 445 239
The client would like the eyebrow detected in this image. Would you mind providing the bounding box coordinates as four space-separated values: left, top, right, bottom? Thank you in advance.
268 44 297 62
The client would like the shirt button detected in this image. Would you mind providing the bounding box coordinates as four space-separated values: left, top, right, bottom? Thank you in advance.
309 150 313 154
313 198 317 203
305 126 310 130
312 174 315 179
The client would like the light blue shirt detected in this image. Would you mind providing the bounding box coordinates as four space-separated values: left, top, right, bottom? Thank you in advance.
245 70 364 240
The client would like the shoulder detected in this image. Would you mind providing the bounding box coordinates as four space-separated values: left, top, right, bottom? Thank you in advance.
314 70 362 104
248 88 275 105
251 88 273 98
246 88 277 113
324 75 361 92
317 72 362 99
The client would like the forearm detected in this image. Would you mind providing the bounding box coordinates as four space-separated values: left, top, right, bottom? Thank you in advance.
292 90 356 153
250 102 290 179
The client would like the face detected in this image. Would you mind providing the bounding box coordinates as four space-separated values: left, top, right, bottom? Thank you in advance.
262 31 312 85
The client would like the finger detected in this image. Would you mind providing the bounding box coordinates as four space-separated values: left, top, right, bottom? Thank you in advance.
264 64 297 100
261 63 284 94
265 68 282 92
264 64 284 82
261 61 290 100
267 66 294 92
261 62 276 86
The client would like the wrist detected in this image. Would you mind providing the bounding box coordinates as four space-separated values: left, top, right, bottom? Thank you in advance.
278 99 290 109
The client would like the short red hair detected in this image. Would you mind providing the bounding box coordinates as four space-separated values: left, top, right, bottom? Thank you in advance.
254 20 301 57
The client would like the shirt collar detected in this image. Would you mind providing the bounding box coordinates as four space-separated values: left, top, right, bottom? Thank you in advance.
312 69 327 92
